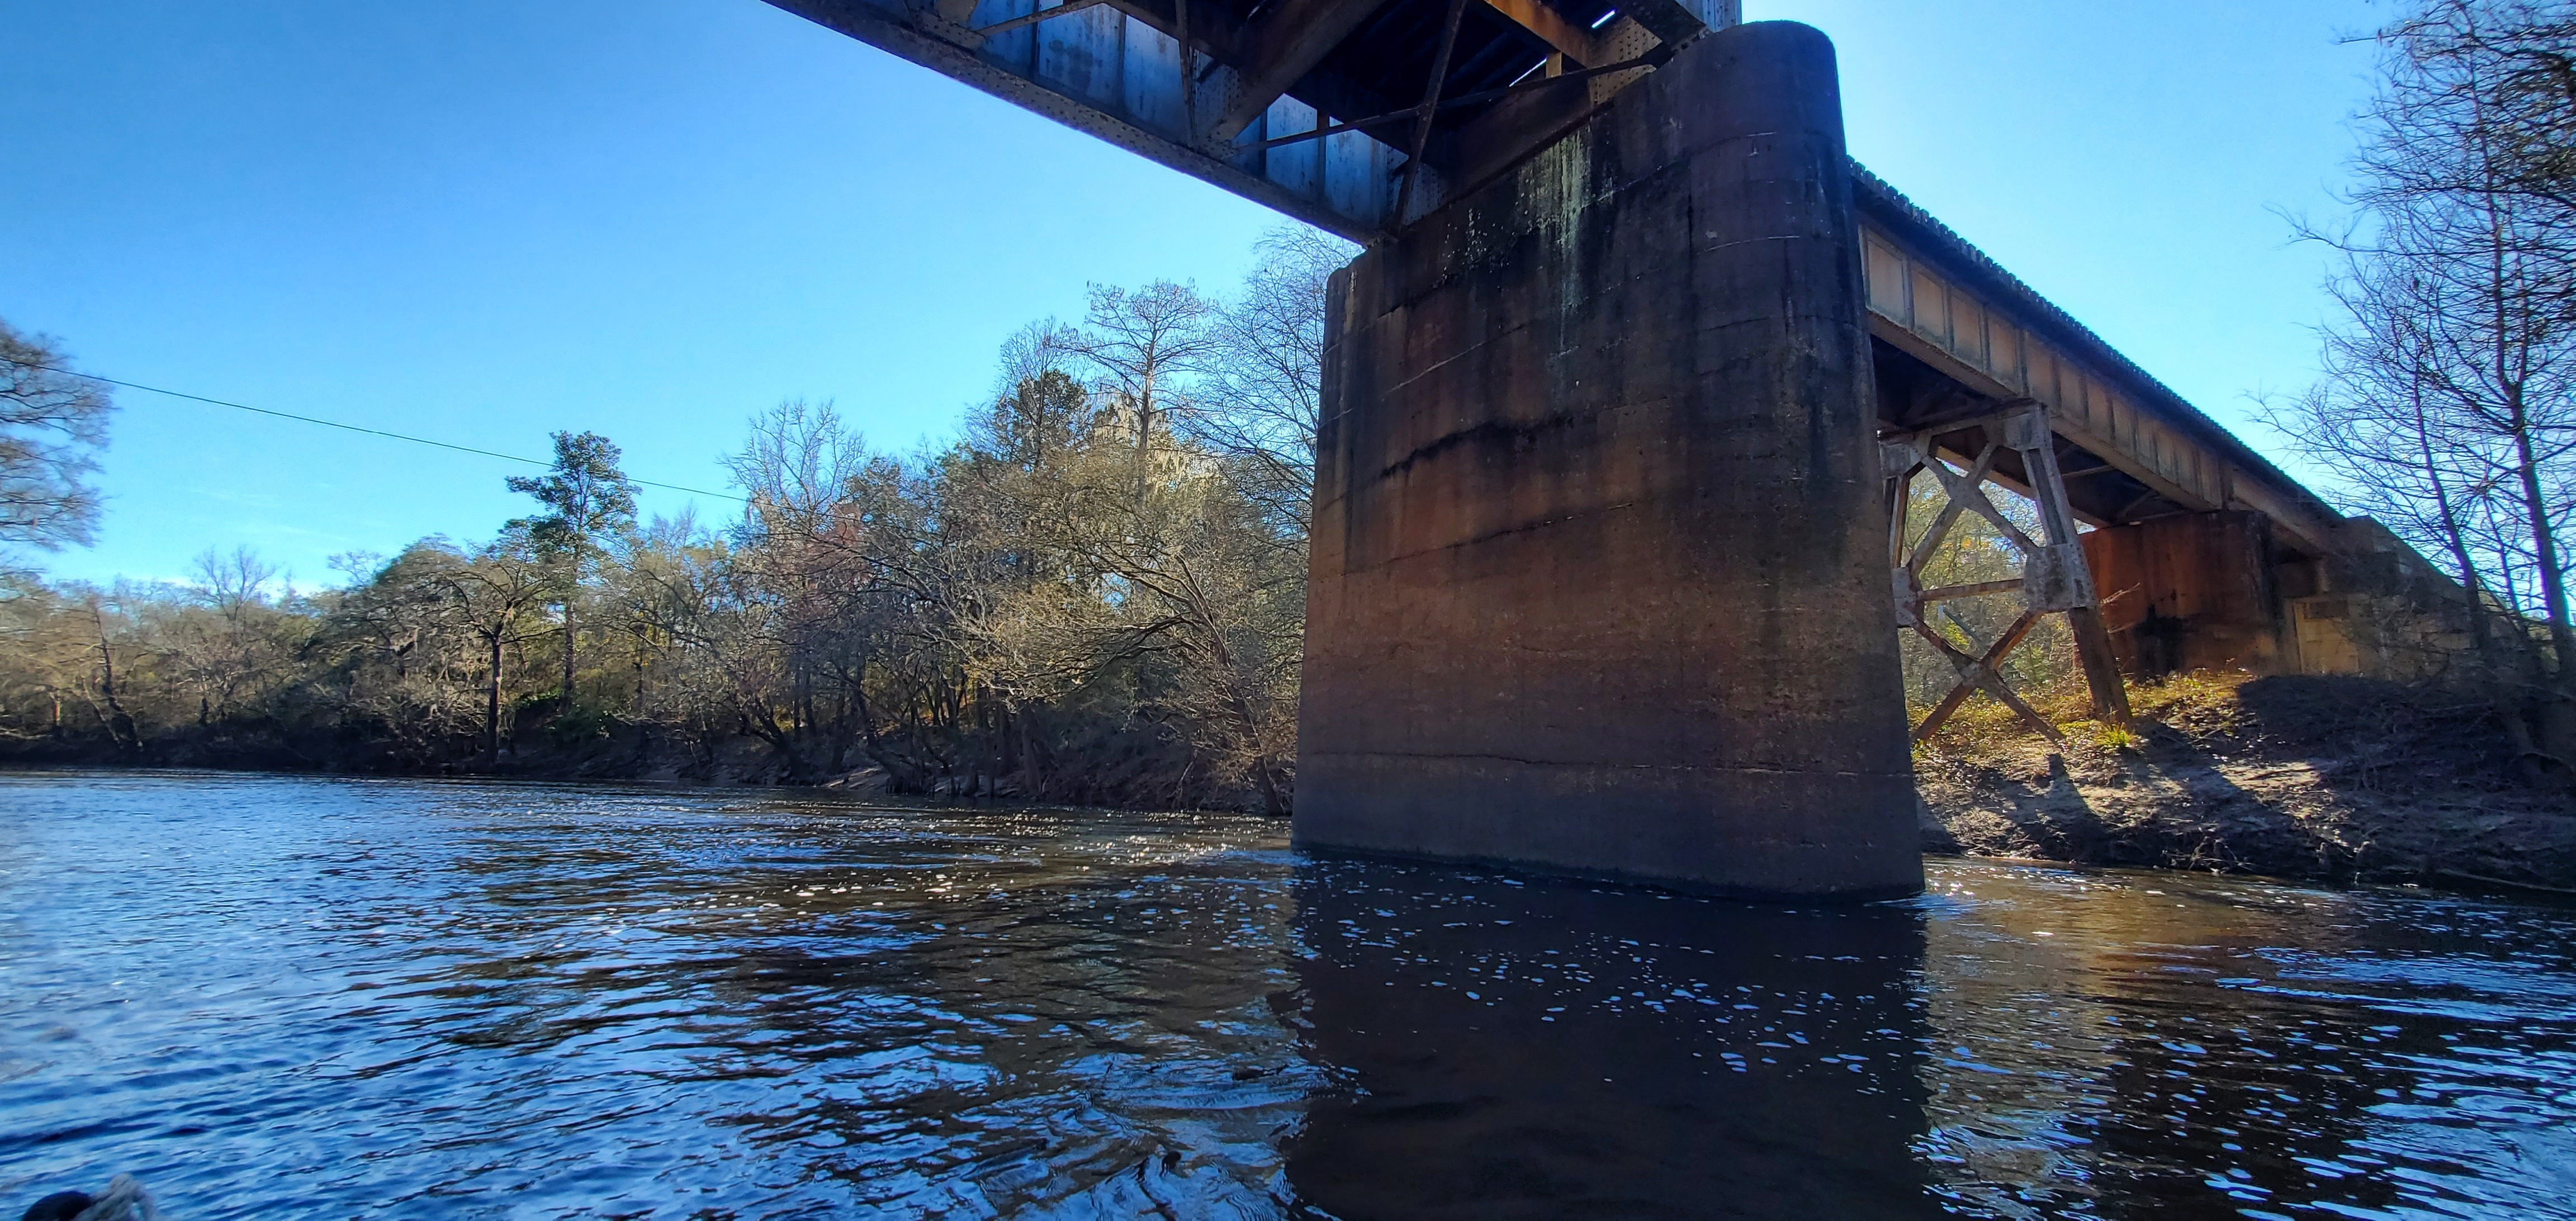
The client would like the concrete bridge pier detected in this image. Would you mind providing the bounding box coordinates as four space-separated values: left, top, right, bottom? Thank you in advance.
1295 21 1922 899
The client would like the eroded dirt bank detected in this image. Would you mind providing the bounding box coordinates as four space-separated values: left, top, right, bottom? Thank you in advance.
1915 672 2576 892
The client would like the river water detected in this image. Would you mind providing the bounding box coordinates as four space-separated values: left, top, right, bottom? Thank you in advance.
2 772 2571 1219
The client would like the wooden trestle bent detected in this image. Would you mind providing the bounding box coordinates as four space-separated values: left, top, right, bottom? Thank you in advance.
1886 402 2133 743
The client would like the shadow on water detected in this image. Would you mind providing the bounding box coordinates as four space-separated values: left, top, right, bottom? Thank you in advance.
1283 860 1939 1220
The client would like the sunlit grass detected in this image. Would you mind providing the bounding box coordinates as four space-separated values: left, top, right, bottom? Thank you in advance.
1912 668 2258 766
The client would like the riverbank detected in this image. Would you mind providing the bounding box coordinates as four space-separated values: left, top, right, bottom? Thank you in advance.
1915 670 2576 893
12 669 2572 893
0 720 1205 807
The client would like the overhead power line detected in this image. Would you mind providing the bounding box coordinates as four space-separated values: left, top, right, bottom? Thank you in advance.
8 358 757 508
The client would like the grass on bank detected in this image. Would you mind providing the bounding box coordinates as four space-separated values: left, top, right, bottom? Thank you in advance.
1911 664 2555 805
1913 669 2250 766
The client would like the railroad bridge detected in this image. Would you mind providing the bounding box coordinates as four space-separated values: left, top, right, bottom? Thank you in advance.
768 0 2442 896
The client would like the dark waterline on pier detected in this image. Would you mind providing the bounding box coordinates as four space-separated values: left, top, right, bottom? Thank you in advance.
2 772 2571 1218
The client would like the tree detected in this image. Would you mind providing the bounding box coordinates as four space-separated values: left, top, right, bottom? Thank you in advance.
973 323 1097 476
507 431 637 715
2269 0 2576 772
1063 281 1218 501
163 546 293 724
0 320 116 567
0 577 106 743
428 536 556 763
713 400 885 780
1188 226 1351 535
311 543 488 763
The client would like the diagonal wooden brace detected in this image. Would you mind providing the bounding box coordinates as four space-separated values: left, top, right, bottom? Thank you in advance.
1912 610 2059 743
1904 441 2003 576
1919 442 2038 557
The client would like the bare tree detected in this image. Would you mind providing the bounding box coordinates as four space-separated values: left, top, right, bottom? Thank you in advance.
1063 281 1218 499
0 320 115 565
165 547 290 723
713 399 885 779
1187 226 1352 535
2270 0 2576 771
429 536 556 763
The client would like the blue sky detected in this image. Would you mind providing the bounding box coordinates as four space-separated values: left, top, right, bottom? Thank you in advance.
3 0 2381 588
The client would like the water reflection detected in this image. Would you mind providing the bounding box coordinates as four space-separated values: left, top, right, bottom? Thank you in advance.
2 773 2573 1219
1914 869 2576 1218
1287 862 1936 1218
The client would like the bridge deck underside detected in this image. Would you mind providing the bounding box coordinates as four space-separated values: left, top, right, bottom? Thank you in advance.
768 0 1735 239
1874 342 2170 541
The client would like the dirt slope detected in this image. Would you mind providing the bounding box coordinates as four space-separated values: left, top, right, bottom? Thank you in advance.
1916 671 2576 892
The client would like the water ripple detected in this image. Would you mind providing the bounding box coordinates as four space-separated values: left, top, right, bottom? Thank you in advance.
2 772 2572 1218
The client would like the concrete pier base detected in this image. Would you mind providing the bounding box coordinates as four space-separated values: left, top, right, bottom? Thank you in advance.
1294 21 1922 898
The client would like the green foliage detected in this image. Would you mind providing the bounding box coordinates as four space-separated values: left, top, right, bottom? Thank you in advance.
2080 721 2144 752
507 431 637 565
542 701 619 747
